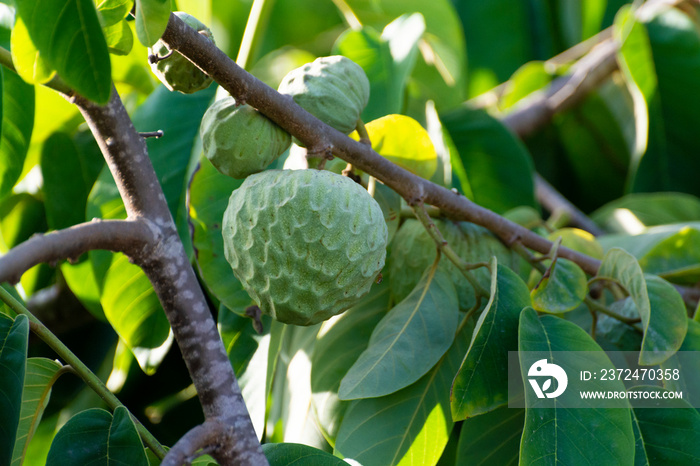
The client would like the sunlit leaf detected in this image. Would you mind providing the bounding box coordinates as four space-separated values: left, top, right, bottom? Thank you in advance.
339 267 458 400
0 313 29 466
134 0 170 47
104 20 134 56
263 443 346 465
518 308 636 465
451 261 530 420
11 358 63 466
10 16 55 84
639 226 700 284
96 0 134 27
592 192 700 233
531 258 587 314
548 228 604 260
0 68 34 200
15 0 112 103
46 407 148 465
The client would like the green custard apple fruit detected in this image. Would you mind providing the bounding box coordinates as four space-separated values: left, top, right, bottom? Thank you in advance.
149 12 214 94
223 169 388 325
201 96 291 179
278 56 370 135
389 219 515 310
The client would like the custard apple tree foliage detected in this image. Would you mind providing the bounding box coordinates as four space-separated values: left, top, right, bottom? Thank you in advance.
1 0 700 465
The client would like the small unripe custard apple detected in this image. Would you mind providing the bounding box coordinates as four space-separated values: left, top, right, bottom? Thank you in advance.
223 170 388 325
200 96 291 179
278 56 370 135
149 12 214 94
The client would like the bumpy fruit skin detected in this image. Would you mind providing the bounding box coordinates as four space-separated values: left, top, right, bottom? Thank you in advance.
223 170 388 325
389 219 515 309
201 97 291 179
149 12 214 94
278 56 370 135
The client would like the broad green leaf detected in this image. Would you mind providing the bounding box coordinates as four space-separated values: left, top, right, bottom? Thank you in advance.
441 107 536 213
189 156 248 312
1 69 34 200
592 192 700 233
135 0 170 47
15 0 112 103
338 267 458 400
631 387 700 465
335 319 471 466
219 307 275 440
547 228 604 260
499 61 552 110
11 358 63 466
598 248 687 364
351 114 437 179
660 319 700 409
104 20 134 56
455 407 524 466
46 407 148 466
311 283 391 444
10 16 55 84
0 313 29 466
263 443 347 466
454 0 539 97
558 0 606 47
518 308 636 466
334 14 424 122
40 133 93 230
0 193 46 253
595 298 643 352
451 262 530 420
639 226 700 284
342 0 467 102
97 0 134 27
530 258 587 314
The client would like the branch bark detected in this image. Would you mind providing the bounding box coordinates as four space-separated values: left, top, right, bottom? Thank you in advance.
0 219 156 285
160 14 602 276
74 89 266 465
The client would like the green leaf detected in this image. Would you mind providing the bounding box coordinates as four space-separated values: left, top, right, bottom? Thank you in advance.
334 319 471 466
518 308 636 466
135 0 170 47
104 20 134 56
311 283 391 444
11 358 63 466
530 258 587 314
372 183 400 246
0 193 46 253
353 114 438 179
557 0 606 47
46 407 148 466
1 68 34 200
0 313 29 466
592 192 700 233
639 226 700 284
15 0 112 103
455 407 524 465
334 13 424 122
451 262 530 420
598 248 687 365
499 61 552 110
189 156 248 312
547 228 604 260
263 443 347 466
96 0 134 27
10 16 55 84
338 267 458 400
631 386 700 465
441 107 536 213
40 132 97 230
660 319 700 408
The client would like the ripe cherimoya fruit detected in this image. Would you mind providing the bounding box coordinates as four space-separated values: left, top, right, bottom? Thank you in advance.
149 12 214 94
201 96 291 179
278 56 370 135
223 170 387 325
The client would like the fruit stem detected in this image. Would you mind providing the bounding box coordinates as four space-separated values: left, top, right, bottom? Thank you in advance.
411 203 490 299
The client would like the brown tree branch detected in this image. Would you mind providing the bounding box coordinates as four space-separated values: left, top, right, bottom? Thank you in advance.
73 89 266 465
162 420 238 466
161 14 603 276
0 219 156 285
